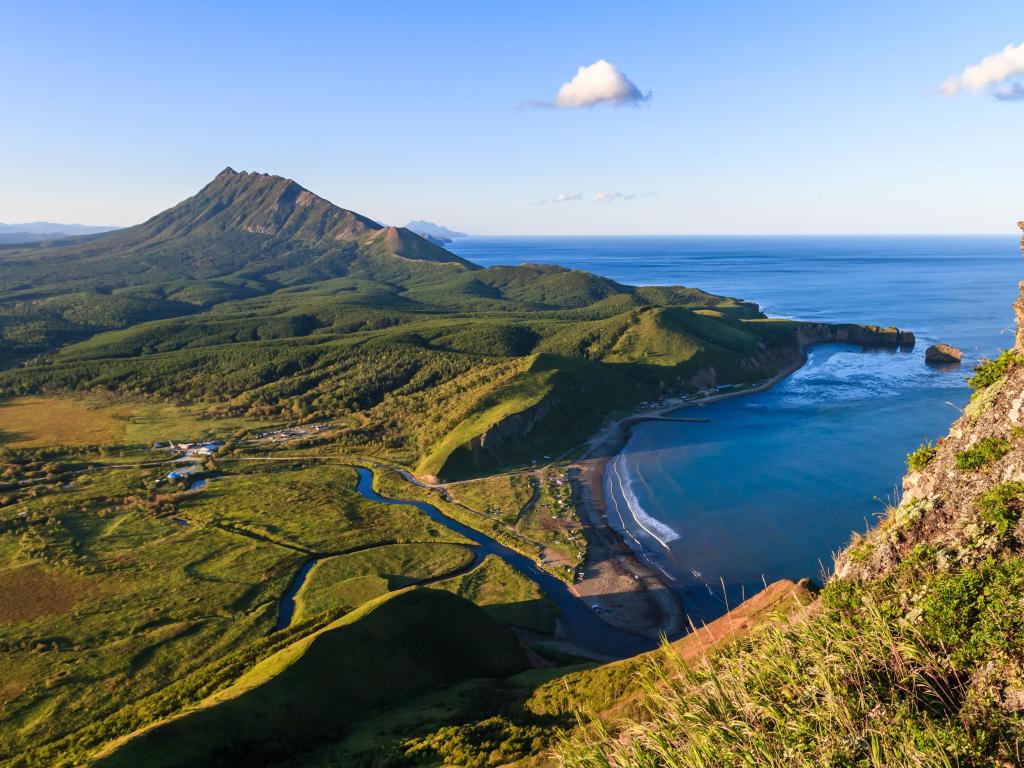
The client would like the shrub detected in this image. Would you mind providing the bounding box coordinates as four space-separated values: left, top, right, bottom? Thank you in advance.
968 348 1022 391
919 556 1024 669
907 442 937 472
955 436 1011 471
975 481 1024 538
561 552 1024 768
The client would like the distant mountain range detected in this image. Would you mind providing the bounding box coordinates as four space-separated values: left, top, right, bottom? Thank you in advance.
404 220 468 244
0 221 120 244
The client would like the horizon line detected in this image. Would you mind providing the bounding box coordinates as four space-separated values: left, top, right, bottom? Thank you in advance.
455 231 1018 238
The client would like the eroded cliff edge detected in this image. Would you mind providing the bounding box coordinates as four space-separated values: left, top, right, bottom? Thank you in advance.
836 223 1024 585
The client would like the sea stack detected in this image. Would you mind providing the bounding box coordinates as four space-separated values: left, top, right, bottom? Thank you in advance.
925 343 962 364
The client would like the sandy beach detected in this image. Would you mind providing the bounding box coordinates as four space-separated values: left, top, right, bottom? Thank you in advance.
567 460 685 638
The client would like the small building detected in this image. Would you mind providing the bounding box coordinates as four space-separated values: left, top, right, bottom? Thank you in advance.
166 465 202 480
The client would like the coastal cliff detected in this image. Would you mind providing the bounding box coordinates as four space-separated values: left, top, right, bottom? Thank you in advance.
557 229 1024 767
833 222 1024 589
796 322 915 348
434 319 911 480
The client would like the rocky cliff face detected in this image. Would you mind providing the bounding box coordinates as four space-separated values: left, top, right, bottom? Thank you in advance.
1015 221 1024 349
797 322 915 348
552 229 1024 766
468 396 557 456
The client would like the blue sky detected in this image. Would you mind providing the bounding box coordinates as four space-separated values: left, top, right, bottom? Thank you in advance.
2 1 1023 234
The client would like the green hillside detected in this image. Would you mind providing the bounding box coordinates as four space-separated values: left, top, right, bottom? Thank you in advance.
95 589 529 768
0 168 470 359
0 170 909 479
557 358 1024 766
0 169 953 768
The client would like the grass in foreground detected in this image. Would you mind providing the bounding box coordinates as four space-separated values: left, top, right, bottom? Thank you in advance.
95 589 530 768
559 552 1024 768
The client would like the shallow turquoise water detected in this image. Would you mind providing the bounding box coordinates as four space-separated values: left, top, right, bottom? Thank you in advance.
449 235 1023 620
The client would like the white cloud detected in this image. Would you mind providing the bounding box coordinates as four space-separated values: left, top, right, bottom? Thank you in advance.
941 42 1024 96
524 60 650 109
593 191 648 203
533 192 583 205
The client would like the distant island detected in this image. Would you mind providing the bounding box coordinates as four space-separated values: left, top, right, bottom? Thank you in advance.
0 221 120 244
404 219 468 244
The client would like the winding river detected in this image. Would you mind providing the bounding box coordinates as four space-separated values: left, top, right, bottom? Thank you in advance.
276 466 656 659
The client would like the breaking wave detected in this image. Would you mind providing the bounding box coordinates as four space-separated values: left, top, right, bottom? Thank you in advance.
610 454 680 548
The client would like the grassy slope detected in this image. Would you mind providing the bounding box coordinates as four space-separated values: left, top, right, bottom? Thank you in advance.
0 456 554 768
95 589 530 768
293 542 476 622
98 576 813 768
0 246 809 480
286 579 815 768
0 169 897 483
432 553 557 634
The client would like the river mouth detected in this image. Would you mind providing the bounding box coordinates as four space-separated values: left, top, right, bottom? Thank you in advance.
451 234 1021 626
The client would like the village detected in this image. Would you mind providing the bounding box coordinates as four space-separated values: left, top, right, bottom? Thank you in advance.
152 422 333 484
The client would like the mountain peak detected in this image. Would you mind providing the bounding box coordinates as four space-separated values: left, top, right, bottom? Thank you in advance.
137 168 383 245
88 168 478 271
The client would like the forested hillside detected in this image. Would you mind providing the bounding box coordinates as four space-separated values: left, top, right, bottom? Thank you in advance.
0 168 469 361
0 169 908 479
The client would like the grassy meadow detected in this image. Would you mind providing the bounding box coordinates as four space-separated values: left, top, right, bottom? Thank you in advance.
293 542 476 622
92 589 531 768
448 468 586 580
0 443 558 767
0 169 924 767
0 394 267 448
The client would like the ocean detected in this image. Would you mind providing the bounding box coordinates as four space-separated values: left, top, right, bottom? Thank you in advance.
448 235 1023 620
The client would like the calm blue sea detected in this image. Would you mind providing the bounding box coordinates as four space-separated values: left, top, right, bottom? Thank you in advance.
449 235 1023 621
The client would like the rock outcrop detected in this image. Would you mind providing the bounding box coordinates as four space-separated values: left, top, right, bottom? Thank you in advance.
796 322 914 348
467 396 556 456
925 343 962 364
